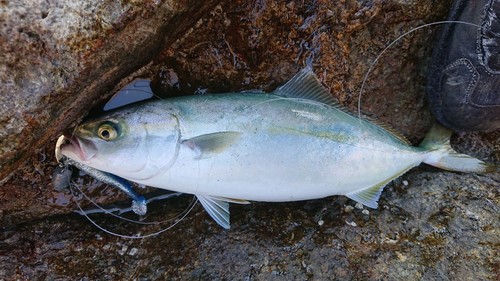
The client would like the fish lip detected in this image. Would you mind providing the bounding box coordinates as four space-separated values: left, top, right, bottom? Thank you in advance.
61 133 97 161
55 135 66 163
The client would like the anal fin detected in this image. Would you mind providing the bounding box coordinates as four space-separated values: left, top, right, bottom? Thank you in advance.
346 182 386 209
196 195 232 229
346 165 415 209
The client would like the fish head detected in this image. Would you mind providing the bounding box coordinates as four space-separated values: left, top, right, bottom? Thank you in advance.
60 105 181 180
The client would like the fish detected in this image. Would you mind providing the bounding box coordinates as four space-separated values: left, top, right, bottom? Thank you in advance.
57 68 496 229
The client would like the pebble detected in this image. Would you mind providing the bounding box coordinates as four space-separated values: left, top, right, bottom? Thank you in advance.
402 180 409 186
317 219 324 226
129 247 138 256
385 238 398 244
362 209 370 215
344 205 354 213
465 210 479 220
118 245 128 256
346 220 357 227
395 251 407 262
355 203 364 210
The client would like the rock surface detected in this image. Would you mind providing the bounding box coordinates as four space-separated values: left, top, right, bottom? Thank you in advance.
1 170 498 280
1 0 499 280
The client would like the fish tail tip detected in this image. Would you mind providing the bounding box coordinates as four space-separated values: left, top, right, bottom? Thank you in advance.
420 124 498 174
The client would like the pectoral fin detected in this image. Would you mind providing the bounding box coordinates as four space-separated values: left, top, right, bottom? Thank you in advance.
182 131 241 159
196 195 232 229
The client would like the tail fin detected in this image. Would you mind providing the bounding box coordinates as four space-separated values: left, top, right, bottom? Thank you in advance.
420 124 497 173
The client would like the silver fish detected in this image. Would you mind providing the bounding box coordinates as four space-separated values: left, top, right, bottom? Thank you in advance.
57 68 496 229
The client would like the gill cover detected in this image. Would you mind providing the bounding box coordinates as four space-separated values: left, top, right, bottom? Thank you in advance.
118 110 182 181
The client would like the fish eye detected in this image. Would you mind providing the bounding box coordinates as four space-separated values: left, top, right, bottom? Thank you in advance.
97 122 119 141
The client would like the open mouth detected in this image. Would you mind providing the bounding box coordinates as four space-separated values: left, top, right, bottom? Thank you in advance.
55 134 97 162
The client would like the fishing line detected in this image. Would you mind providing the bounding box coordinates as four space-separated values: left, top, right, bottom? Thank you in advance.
59 162 198 230
357 20 496 119
67 123 79 145
70 181 196 225
69 182 199 239
76 192 184 216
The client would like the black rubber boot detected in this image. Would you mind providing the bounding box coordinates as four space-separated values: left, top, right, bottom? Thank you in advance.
426 0 500 132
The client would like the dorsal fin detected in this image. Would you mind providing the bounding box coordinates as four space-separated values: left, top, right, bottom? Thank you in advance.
275 68 412 146
273 67 339 107
364 117 412 145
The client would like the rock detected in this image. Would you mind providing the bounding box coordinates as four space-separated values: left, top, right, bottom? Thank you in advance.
0 0 221 182
0 0 499 280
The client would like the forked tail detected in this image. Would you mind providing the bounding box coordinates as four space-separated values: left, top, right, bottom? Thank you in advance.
419 124 497 173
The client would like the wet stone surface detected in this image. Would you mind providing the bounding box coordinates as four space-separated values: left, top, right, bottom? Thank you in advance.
1 0 499 280
0 170 498 280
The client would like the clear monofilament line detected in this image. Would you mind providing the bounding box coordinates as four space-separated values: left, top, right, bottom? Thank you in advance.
357 20 486 119
71 182 193 225
70 183 199 239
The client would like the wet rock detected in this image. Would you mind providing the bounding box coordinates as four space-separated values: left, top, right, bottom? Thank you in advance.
0 0 499 280
0 169 498 280
0 0 221 182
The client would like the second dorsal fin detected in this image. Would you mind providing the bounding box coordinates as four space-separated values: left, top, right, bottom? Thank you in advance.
273 67 339 107
367 118 412 145
275 67 412 146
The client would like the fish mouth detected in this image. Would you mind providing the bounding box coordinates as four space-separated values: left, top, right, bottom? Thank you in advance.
55 133 97 162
